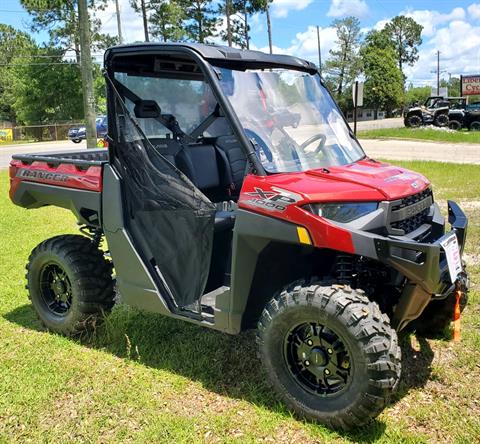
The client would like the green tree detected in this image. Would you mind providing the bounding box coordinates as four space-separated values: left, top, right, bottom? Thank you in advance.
9 47 84 124
361 30 404 118
384 16 423 75
20 0 115 62
130 0 152 41
440 77 461 97
324 17 362 104
178 0 219 43
218 1 265 49
0 24 36 123
405 85 431 106
149 0 186 42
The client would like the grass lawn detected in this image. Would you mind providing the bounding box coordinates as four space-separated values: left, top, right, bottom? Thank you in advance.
1 162 479 443
358 127 480 144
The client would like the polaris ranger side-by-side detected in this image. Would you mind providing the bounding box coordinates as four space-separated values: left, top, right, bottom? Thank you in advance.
9 44 469 430
404 96 465 128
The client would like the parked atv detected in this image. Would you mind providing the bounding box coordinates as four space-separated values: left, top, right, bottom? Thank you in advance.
448 102 480 131
404 96 463 128
9 44 469 430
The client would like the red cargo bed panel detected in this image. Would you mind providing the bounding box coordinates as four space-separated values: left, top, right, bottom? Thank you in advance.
9 159 103 200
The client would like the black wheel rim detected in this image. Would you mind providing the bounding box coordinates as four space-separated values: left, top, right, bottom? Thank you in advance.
284 322 351 396
410 116 421 127
39 263 73 316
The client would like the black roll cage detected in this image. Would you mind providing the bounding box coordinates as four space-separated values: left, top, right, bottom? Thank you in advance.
104 45 267 176
103 43 362 178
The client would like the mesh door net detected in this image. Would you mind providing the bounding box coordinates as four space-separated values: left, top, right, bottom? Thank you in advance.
114 97 216 308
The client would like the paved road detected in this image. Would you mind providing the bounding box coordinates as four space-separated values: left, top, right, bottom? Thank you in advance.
0 140 84 168
356 117 404 130
1 121 479 168
359 139 480 164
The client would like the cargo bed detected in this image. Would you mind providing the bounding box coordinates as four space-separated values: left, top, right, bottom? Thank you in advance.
9 149 108 227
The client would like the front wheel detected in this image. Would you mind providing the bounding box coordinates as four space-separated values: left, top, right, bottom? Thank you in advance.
257 281 401 430
406 114 422 128
448 120 462 130
470 121 480 131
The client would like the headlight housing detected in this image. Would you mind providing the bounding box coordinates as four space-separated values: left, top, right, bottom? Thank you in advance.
306 202 378 223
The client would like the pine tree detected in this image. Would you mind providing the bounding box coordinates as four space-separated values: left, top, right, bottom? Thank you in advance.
324 17 362 104
149 0 186 42
178 0 219 43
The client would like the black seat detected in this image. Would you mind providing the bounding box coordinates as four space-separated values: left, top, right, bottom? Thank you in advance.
176 144 234 232
214 135 247 196
176 144 222 190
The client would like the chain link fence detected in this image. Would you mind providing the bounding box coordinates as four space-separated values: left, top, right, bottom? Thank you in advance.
9 123 84 142
0 121 86 143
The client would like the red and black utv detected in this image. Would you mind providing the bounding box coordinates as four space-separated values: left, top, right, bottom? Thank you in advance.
9 43 468 430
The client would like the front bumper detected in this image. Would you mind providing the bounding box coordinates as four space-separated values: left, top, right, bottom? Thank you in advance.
348 200 468 330
374 200 467 295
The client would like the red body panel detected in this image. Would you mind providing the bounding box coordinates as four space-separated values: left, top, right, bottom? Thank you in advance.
9 159 103 200
238 159 430 254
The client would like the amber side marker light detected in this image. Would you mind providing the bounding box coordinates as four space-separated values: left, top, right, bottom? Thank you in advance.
297 226 312 245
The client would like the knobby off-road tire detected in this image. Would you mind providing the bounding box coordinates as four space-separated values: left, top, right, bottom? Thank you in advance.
409 290 468 338
470 121 480 131
26 234 115 336
434 113 449 127
257 281 401 430
448 120 462 131
406 114 422 128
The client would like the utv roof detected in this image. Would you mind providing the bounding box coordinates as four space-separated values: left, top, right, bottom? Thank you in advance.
104 42 318 74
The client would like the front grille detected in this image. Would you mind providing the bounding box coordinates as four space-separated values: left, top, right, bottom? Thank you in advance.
391 187 433 211
389 187 433 234
391 207 430 233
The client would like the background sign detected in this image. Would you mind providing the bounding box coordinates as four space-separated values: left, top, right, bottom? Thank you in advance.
352 81 364 107
461 75 480 96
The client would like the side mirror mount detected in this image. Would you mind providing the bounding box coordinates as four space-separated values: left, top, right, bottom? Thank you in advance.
134 100 161 119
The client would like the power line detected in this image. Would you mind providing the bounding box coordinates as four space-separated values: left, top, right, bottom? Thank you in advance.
0 62 101 66
6 54 104 58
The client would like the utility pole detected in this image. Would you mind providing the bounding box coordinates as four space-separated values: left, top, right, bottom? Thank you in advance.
115 0 123 44
78 0 96 149
437 50 440 96
266 4 273 54
141 0 149 42
316 26 322 76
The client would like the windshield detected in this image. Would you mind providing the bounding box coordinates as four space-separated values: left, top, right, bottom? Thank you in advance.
216 67 364 173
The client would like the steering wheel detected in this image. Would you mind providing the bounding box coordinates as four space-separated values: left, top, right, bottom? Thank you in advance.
300 133 327 153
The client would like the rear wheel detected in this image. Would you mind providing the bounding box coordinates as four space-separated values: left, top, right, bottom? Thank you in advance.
71 138 82 143
26 234 115 336
470 121 480 131
448 120 462 130
406 115 422 128
257 281 401 430
434 113 449 127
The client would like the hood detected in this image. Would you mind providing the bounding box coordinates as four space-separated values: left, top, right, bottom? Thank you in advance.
259 158 430 204
305 159 430 200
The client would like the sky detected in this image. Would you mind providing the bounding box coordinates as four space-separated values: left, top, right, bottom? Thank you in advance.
1 0 480 88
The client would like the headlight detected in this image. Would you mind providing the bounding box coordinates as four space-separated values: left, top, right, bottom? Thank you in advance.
306 202 378 223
